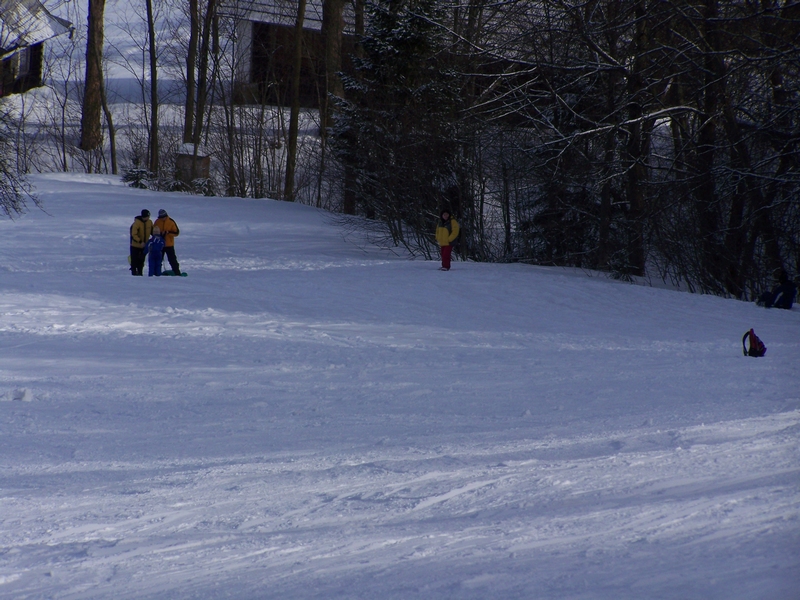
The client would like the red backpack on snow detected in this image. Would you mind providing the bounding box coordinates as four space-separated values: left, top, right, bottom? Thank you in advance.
742 328 767 357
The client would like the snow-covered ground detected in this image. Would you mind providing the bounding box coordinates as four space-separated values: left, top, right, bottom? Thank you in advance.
0 174 798 599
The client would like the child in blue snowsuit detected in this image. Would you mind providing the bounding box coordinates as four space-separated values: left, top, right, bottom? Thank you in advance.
147 226 165 277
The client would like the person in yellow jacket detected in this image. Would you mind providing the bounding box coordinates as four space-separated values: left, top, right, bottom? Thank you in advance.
129 209 153 276
153 209 181 275
435 209 459 271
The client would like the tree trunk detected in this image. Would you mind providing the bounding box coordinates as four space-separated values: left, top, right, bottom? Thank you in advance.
145 0 159 176
100 84 117 174
693 0 729 292
597 16 621 273
624 0 648 277
189 0 217 181
284 0 307 201
501 161 512 258
183 0 199 144
340 0 364 215
80 0 105 155
321 0 345 130
192 0 216 147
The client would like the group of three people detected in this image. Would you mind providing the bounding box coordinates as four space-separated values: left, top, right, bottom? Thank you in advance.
129 208 181 276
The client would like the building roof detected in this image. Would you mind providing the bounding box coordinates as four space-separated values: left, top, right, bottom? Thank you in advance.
221 0 355 32
0 0 71 57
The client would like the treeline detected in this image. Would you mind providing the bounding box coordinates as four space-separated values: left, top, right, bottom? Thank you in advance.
332 0 800 298
7 0 800 298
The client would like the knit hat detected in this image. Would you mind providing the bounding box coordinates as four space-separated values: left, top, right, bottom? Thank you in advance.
141 209 150 218
158 209 168 218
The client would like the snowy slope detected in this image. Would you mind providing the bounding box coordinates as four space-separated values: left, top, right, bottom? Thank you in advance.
0 174 798 599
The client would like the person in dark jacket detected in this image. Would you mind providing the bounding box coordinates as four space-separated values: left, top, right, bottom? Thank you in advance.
153 209 181 275
758 270 797 309
129 209 153 276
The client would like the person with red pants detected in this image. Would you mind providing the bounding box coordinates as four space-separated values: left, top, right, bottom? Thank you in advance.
153 209 181 275
435 209 460 271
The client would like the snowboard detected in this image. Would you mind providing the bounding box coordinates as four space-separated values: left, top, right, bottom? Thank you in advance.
161 270 188 277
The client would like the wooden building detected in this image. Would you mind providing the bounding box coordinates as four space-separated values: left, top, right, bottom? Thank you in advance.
0 0 71 97
227 0 356 107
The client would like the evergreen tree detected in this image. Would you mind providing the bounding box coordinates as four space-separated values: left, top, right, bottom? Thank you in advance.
333 0 463 254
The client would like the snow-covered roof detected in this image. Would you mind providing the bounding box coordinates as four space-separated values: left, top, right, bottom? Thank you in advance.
0 0 71 57
221 0 323 29
221 0 355 32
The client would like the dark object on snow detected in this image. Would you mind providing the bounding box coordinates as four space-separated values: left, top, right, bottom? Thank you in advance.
757 271 796 309
742 329 767 357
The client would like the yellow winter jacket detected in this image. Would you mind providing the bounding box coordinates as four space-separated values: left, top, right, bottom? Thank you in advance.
154 216 180 247
130 216 153 249
435 218 460 247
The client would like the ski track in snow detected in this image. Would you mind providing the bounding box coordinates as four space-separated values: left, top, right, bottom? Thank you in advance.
0 174 798 599
0 292 744 355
